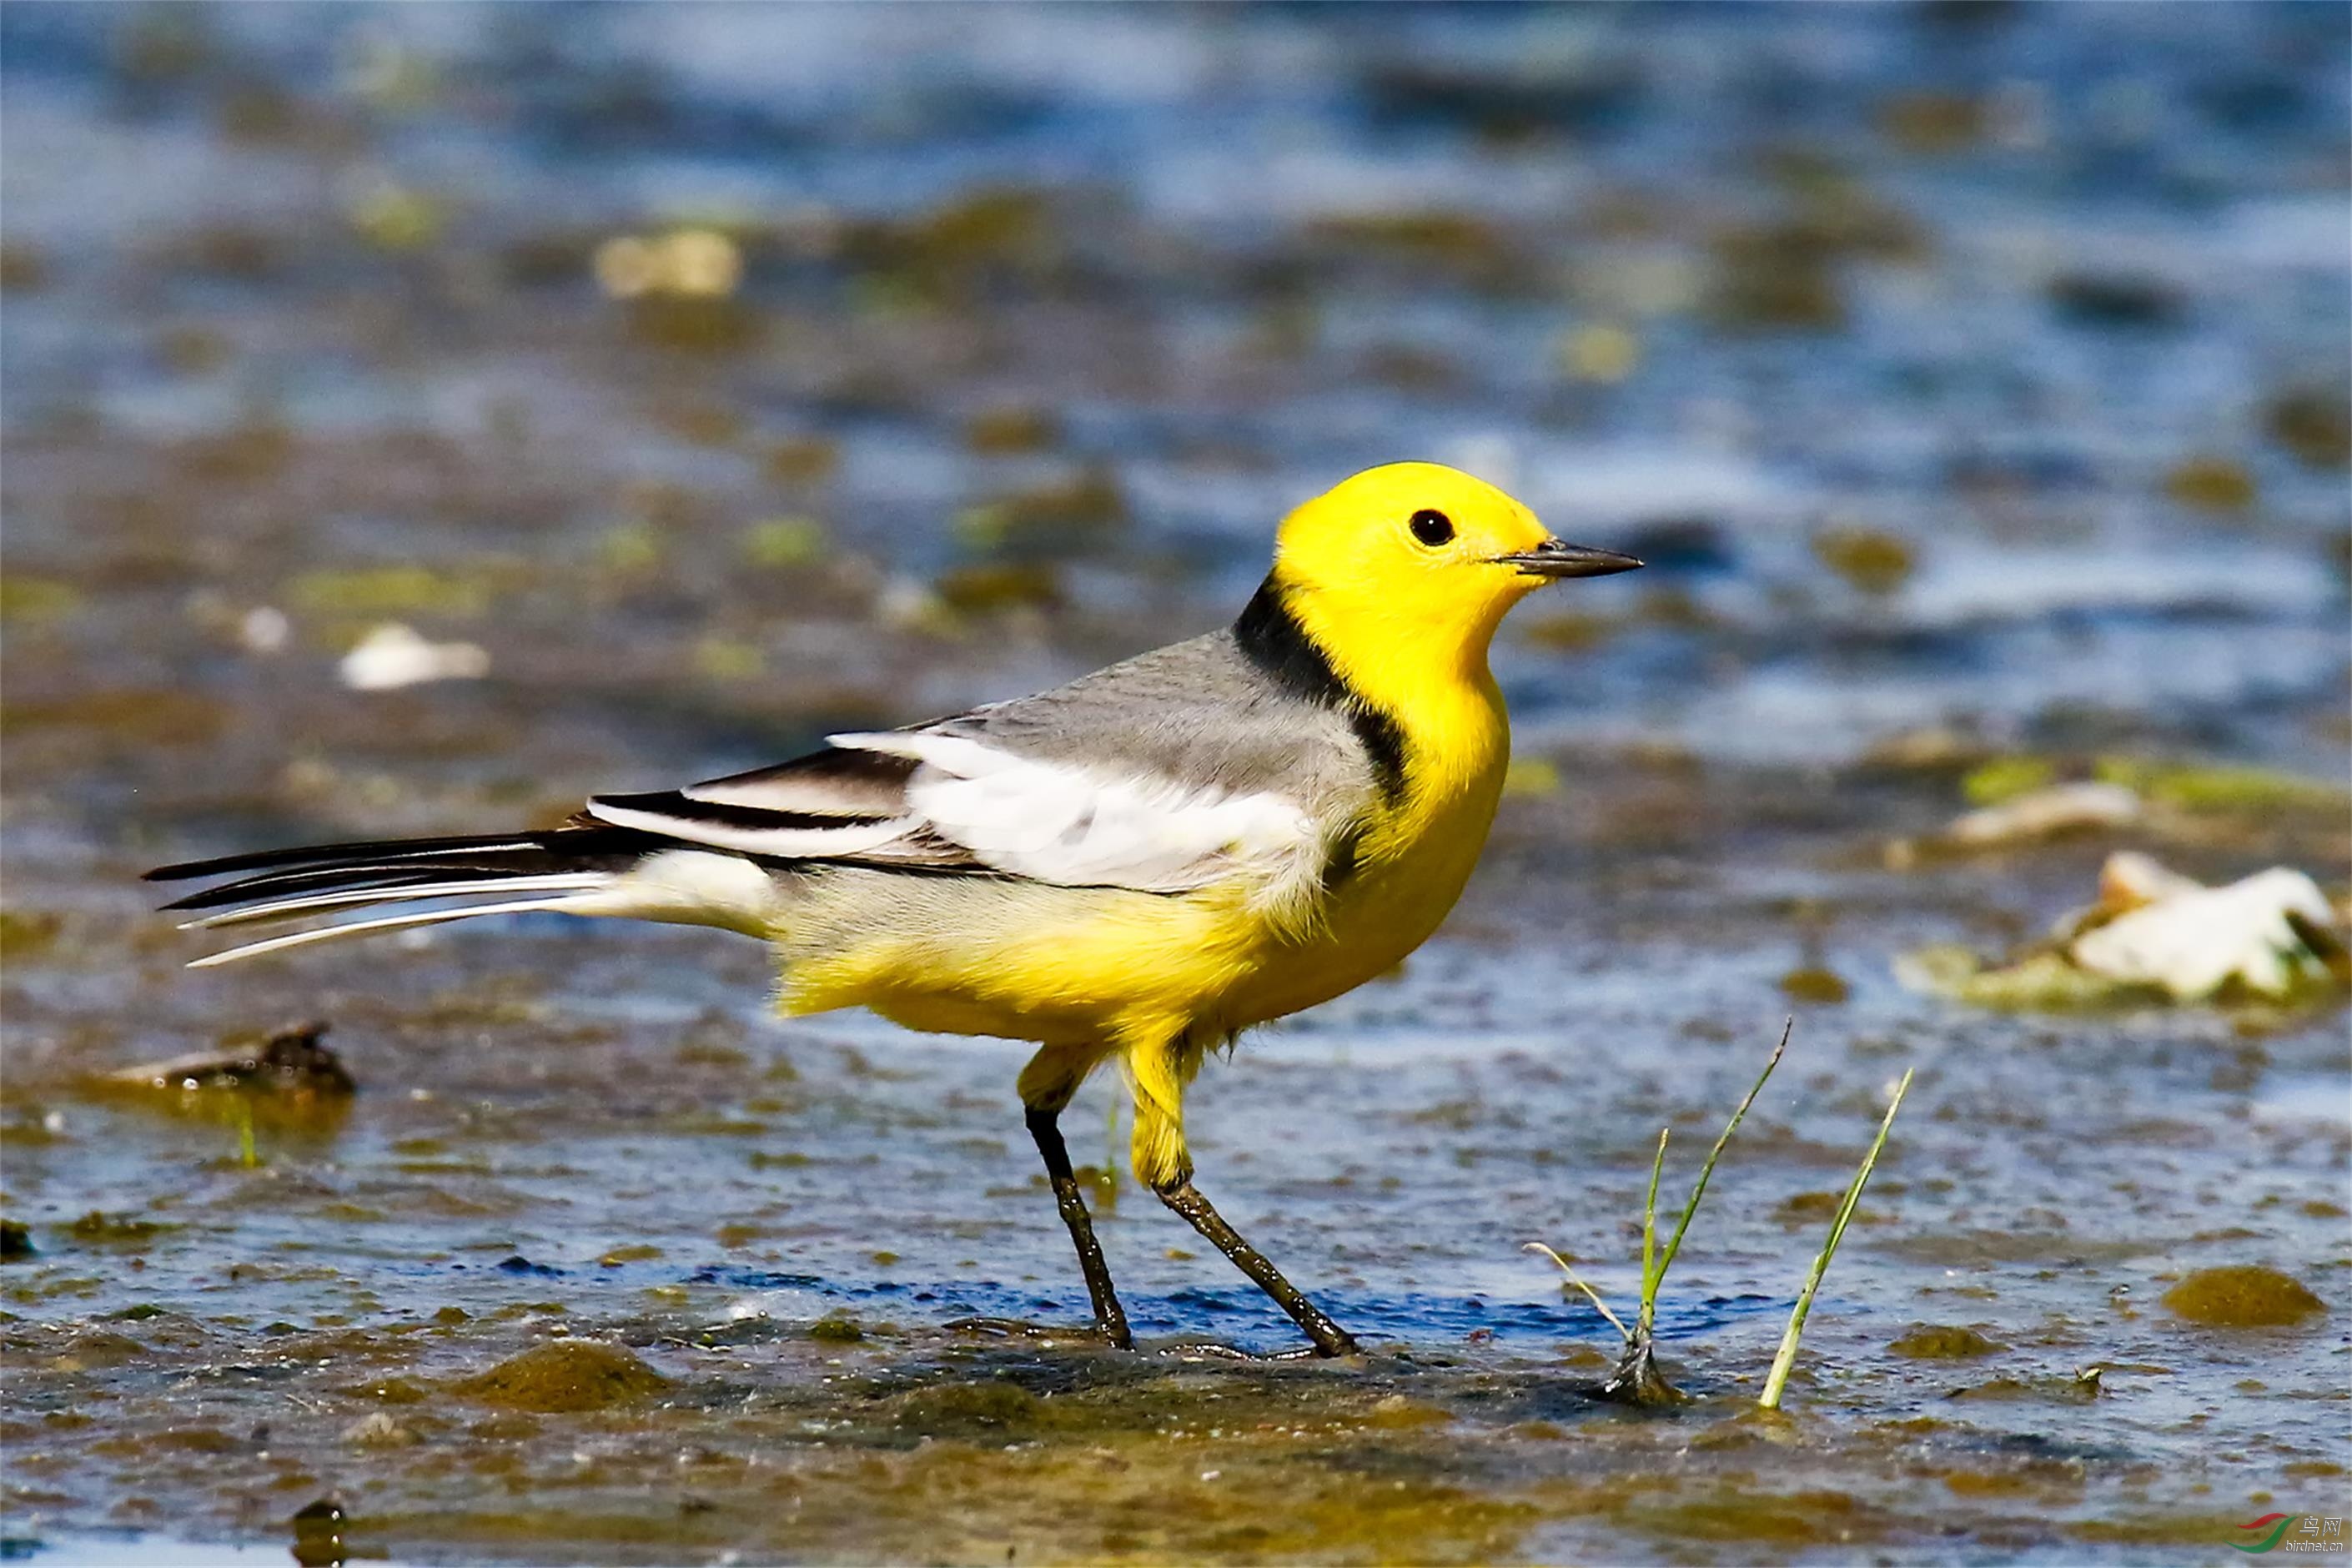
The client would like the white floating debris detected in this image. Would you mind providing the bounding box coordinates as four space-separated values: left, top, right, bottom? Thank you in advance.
872 575 947 632
1899 850 2346 1008
2084 849 2204 916
239 606 290 654
593 228 742 299
338 622 490 691
1942 781 2142 847
2071 858 2337 1001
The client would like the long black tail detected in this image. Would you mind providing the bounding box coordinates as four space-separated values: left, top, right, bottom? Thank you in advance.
146 825 683 967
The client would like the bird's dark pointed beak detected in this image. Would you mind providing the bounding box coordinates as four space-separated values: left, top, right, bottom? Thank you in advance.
1494 540 1646 580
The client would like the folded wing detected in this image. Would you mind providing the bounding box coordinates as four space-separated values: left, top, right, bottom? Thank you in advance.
584 726 1328 897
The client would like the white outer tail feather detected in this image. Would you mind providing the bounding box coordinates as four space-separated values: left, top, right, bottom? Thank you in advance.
185 850 787 967
188 895 600 967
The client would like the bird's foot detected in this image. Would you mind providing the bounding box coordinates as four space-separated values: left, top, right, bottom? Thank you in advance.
1153 1335 1357 1363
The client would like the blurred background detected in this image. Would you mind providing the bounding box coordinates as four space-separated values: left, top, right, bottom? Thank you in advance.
4 1 2344 850
2 7 2348 1563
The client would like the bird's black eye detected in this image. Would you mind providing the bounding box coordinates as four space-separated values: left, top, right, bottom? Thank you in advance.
1409 509 1454 547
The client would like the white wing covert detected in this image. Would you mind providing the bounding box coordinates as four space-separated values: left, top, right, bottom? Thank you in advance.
829 731 1324 896
583 727 1331 905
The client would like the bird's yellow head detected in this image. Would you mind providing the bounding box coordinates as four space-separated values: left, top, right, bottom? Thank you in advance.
1265 462 1641 686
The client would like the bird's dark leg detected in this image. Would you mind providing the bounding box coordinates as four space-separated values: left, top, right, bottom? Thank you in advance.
1155 1178 1359 1357
1024 1103 1133 1349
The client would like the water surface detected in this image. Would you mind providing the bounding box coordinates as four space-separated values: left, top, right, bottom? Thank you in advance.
3 4 2346 1562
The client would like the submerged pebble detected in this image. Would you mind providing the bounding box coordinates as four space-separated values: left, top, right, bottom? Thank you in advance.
341 1410 422 1447
1811 525 1916 596
105 1021 356 1098
2264 387 2352 469
1779 965 1852 1005
2164 455 2258 513
1944 1369 2103 1405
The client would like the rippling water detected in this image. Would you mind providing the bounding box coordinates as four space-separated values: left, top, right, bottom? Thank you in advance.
3 4 2345 1564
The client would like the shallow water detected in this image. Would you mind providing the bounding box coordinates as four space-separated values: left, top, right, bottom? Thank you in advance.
3 4 2348 1564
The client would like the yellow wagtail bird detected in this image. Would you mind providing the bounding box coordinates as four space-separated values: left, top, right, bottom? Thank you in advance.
148 462 1641 1356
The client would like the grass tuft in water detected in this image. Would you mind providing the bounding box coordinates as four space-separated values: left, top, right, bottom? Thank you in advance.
1529 1019 1791 1405
1758 1065 1915 1411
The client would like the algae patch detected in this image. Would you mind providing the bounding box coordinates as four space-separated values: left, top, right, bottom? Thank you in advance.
2160 1267 2328 1329
64 1211 179 1249
1889 1324 2004 1359
452 1339 673 1412
808 1309 865 1344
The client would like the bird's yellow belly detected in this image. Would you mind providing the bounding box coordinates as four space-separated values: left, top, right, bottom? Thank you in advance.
777 872 1263 1046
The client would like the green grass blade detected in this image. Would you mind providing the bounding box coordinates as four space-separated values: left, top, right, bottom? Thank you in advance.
1654 1018 1790 1288
1636 1125 1669 1337
1759 1065 1915 1410
1103 1093 1123 1199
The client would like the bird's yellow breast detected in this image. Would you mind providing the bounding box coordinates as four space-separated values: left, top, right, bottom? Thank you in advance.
1219 668 1510 1027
